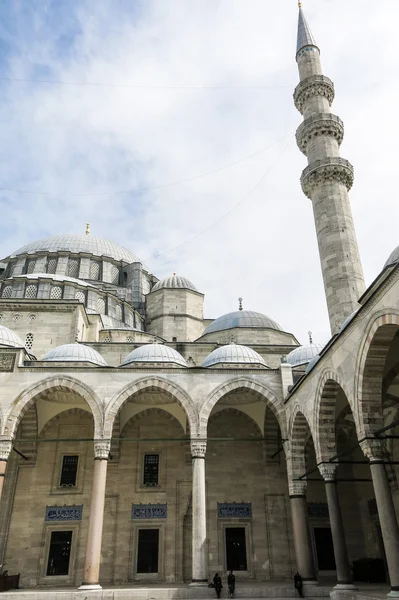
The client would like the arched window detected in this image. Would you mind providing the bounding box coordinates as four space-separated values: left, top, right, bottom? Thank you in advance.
90 261 101 280
68 258 79 278
115 304 122 321
47 257 58 274
75 291 86 304
1 285 12 298
26 259 36 274
97 298 106 314
111 266 119 285
25 285 37 299
50 286 63 299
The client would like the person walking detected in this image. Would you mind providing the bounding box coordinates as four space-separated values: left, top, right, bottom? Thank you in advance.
228 570 236 598
213 572 223 599
294 571 303 597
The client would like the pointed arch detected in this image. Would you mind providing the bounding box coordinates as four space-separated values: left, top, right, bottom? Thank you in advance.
288 405 314 483
199 378 286 439
208 407 263 438
103 376 197 438
2 376 103 439
40 407 93 439
120 407 186 437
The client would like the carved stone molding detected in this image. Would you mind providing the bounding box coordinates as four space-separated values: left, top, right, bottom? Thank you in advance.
301 158 354 198
296 113 344 155
94 439 111 460
294 75 335 115
0 353 16 372
289 480 307 496
0 441 12 461
360 439 386 462
190 439 207 459
318 463 338 481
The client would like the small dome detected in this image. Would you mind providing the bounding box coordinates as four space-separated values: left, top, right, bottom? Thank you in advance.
285 342 324 367
0 324 24 348
384 246 399 268
203 310 282 336
306 354 320 374
202 344 267 368
41 343 107 366
339 309 359 332
152 275 197 292
122 343 188 367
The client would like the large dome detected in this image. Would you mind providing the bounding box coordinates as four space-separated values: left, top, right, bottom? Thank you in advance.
0 324 24 348
203 344 266 368
122 344 187 367
10 234 142 265
203 310 282 335
152 274 197 292
285 342 324 367
41 343 107 366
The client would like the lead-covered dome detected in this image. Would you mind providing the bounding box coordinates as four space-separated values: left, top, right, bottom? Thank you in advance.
285 342 323 367
203 344 267 368
384 246 399 268
203 310 282 335
122 344 188 367
11 234 142 265
152 274 197 292
0 324 24 348
41 343 107 366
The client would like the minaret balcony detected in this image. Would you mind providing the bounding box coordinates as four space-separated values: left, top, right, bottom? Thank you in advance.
296 113 344 155
294 75 335 114
300 157 354 199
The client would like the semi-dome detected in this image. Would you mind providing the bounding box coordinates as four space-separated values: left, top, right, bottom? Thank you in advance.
285 342 324 367
0 324 24 348
152 274 197 292
41 343 107 366
202 344 267 368
122 344 188 367
10 234 143 265
203 310 282 336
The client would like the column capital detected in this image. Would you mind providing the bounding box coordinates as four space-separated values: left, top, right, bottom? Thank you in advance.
191 439 207 459
289 479 307 496
94 439 111 460
0 440 12 461
318 462 338 482
360 438 386 462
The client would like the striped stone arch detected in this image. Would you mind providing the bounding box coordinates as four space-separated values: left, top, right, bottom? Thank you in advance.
120 407 186 437
356 311 399 438
40 407 93 439
288 405 314 487
313 370 353 464
199 378 286 439
208 407 263 438
103 377 197 439
2 376 103 439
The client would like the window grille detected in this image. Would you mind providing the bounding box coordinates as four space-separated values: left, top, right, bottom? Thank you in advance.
12 313 20 322
26 259 36 274
25 285 37 299
115 304 122 321
8 263 15 277
47 258 57 274
50 286 62 300
28 313 36 322
111 266 119 285
25 332 34 350
143 454 159 486
60 455 79 487
102 335 111 343
75 291 85 304
126 335 133 343
90 261 100 280
68 258 79 278
2 286 12 298
96 298 105 313
0 314 3 321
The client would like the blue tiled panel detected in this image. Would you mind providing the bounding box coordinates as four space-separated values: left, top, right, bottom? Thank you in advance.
45 505 83 521
217 503 252 519
132 504 167 520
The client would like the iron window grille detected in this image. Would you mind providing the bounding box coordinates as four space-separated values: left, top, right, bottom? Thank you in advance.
59 455 79 487
143 454 159 486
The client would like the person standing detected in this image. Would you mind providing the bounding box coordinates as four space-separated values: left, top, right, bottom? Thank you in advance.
294 571 303 597
213 573 223 599
228 570 236 598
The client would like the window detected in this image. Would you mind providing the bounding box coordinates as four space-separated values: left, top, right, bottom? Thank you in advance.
137 529 159 573
46 531 72 576
74 291 85 304
90 261 101 280
67 258 79 278
47 258 58 274
143 454 159 486
111 265 119 285
25 284 37 299
25 333 34 351
26 259 36 274
225 527 247 571
50 286 63 299
2 286 12 298
59 456 79 487
115 304 122 321
97 298 106 313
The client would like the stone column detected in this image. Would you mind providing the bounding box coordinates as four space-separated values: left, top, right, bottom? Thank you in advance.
319 464 355 589
0 441 12 502
190 439 208 585
79 440 111 591
289 481 318 584
361 442 399 597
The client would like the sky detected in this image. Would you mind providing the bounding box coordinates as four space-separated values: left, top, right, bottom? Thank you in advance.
0 0 398 346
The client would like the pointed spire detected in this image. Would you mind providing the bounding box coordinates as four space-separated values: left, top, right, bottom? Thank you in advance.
296 4 318 56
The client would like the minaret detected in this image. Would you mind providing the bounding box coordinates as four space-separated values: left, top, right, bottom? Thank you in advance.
294 3 365 334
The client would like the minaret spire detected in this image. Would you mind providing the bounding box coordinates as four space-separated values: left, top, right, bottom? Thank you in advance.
294 4 365 334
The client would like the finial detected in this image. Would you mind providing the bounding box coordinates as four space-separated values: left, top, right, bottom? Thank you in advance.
308 330 313 344
238 297 243 311
173 272 176 276
85 223 90 236
298 1 302 8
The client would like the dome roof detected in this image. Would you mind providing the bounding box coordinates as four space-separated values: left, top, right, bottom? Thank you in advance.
202 344 267 368
306 354 320 374
13 274 96 287
41 343 107 366
384 246 399 268
10 234 143 265
0 324 24 348
203 310 282 336
122 344 187 367
285 342 324 367
152 274 197 292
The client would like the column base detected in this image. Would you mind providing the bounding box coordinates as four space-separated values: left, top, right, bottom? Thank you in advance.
334 583 358 590
387 591 399 598
190 579 209 587
78 583 102 591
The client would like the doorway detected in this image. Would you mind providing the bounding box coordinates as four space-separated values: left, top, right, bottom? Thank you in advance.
225 527 247 571
137 529 159 573
313 527 336 570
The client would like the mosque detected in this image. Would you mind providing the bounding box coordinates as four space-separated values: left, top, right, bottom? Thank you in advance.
0 5 398 599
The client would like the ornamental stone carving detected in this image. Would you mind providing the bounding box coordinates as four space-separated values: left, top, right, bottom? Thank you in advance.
360 439 386 462
294 75 335 115
301 158 354 198
191 439 207 459
288 479 307 496
0 353 16 372
296 113 344 155
318 463 337 481
0 441 12 461
94 439 111 460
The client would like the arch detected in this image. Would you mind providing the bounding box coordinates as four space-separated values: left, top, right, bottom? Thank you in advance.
287 405 315 488
356 311 399 438
104 377 197 438
2 376 103 439
313 370 353 464
208 407 263 438
120 407 186 437
199 378 286 439
40 407 93 439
